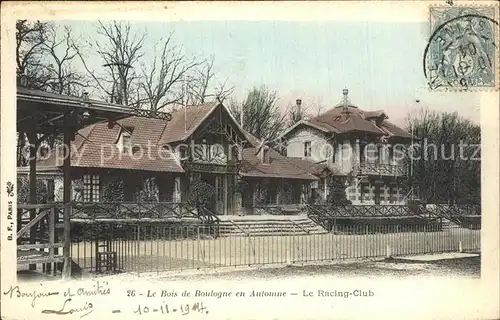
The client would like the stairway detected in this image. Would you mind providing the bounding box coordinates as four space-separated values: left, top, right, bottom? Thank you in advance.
218 216 328 237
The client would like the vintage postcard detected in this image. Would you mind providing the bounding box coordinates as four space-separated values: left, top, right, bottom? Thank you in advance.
1 1 499 319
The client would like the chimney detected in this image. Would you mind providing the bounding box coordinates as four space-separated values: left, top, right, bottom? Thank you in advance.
260 145 270 164
295 98 302 122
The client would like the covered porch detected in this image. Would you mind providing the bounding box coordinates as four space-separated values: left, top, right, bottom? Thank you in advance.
239 177 317 215
15 86 170 279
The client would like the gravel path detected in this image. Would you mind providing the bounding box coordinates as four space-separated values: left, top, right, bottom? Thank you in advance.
83 254 479 283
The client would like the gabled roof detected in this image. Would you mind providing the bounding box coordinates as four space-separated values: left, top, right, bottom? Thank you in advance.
159 102 219 144
157 101 254 145
240 132 321 180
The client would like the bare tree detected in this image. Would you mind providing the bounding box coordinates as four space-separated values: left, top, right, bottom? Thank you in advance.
138 33 200 112
287 96 324 125
406 108 480 204
229 86 287 142
75 21 145 106
187 56 234 105
16 20 53 89
42 26 88 96
309 97 324 117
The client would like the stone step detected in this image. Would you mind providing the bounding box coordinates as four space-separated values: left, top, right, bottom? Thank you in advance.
216 217 327 237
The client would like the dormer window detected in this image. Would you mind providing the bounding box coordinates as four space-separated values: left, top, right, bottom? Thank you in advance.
119 126 134 154
122 132 131 153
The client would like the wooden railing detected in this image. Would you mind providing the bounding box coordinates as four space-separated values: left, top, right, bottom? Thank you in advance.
254 204 306 215
181 160 239 173
72 202 198 219
17 203 67 272
307 204 425 218
356 163 407 176
71 202 221 234
426 204 481 228
197 206 221 237
306 203 481 231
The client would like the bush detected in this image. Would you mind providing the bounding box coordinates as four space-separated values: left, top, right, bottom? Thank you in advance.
102 177 124 202
233 179 249 195
187 181 215 209
327 178 351 205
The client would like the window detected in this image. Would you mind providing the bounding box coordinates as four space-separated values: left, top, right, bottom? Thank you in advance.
178 145 187 159
83 174 100 202
304 141 312 157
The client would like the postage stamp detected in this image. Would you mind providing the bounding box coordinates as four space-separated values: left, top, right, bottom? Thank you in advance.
1 2 499 320
424 6 499 91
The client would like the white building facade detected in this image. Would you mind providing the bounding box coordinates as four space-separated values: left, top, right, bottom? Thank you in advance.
280 90 414 205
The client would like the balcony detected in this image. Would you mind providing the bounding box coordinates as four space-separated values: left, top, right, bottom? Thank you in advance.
356 162 407 177
181 159 239 174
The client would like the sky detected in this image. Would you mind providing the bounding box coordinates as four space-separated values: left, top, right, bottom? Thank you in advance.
57 19 481 126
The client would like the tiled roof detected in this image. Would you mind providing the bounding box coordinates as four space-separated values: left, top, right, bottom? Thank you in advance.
33 103 322 180
158 102 219 144
311 106 387 136
284 157 339 177
37 117 184 173
240 132 321 180
283 104 413 140
240 148 318 180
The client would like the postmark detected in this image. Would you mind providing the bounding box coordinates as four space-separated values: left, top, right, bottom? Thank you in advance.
424 6 499 91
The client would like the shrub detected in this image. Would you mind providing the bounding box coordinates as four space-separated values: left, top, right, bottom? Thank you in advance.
233 179 249 195
327 178 352 205
187 181 215 209
102 177 124 202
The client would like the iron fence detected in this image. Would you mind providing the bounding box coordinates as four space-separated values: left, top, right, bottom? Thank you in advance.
70 222 480 274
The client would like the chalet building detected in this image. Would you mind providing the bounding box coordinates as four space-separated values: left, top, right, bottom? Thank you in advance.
278 90 414 205
20 96 325 215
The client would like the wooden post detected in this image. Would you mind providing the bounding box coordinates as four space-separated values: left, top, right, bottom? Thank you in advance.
27 128 37 271
62 114 72 279
49 208 55 276
386 244 392 258
223 175 228 216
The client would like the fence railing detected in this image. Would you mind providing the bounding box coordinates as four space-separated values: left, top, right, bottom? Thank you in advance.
72 202 220 224
306 204 480 231
308 204 425 217
17 203 67 274
70 222 480 274
356 162 407 176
